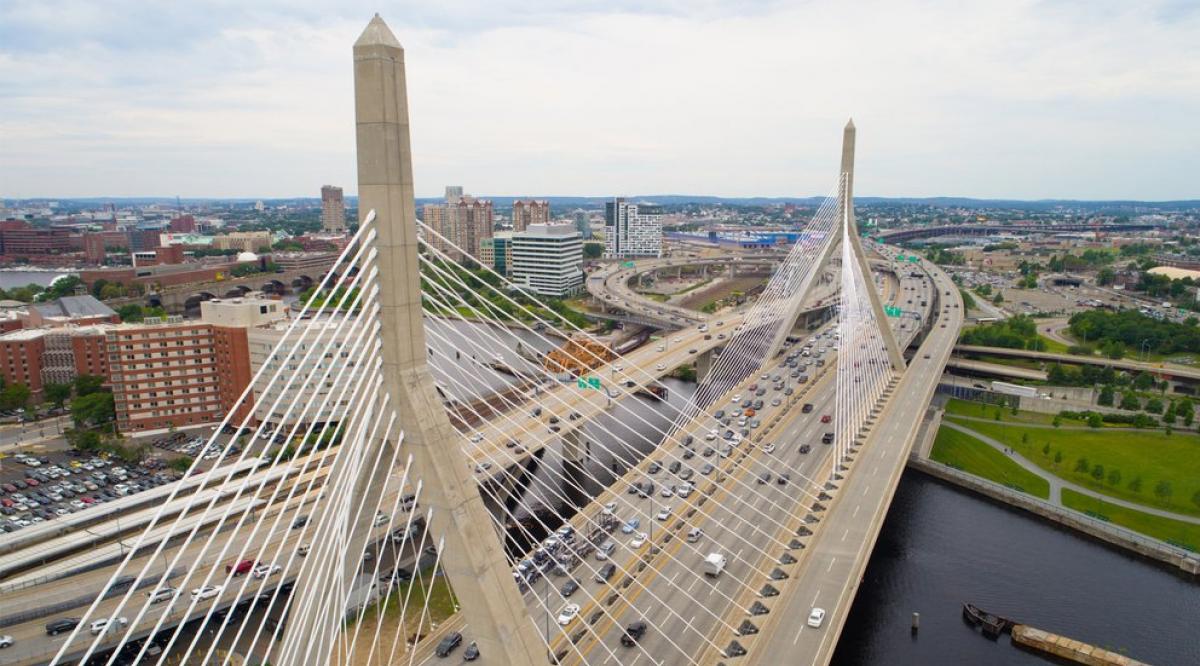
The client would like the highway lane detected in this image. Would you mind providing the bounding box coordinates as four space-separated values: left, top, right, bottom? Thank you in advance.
747 257 961 665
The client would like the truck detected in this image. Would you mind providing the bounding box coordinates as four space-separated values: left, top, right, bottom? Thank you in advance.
990 381 1038 399
702 553 727 577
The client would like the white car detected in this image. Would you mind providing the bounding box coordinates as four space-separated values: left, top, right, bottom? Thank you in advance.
656 507 671 521
655 364 665 371
191 585 223 600
90 617 128 635
147 587 178 604
660 486 673 498
602 502 616 516
763 443 776 454
253 563 282 579
807 607 826 628
0 635 12 648
730 394 742 403
556 603 581 625
630 532 648 548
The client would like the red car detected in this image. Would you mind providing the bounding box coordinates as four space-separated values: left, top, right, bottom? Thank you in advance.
820 415 832 423
226 559 257 576
25 478 39 487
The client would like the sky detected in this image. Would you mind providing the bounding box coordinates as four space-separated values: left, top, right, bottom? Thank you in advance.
2 0 1198 201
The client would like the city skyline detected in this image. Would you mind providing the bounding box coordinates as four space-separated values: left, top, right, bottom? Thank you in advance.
2 1 1199 201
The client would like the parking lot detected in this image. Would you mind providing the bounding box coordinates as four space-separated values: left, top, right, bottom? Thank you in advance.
0 450 182 534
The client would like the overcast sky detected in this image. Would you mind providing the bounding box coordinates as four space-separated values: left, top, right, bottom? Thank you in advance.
2 1 1198 201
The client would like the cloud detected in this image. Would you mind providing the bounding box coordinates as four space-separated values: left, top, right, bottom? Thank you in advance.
1 0 1198 199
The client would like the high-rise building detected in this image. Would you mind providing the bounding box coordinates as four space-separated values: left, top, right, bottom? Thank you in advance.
511 223 583 297
604 198 663 258
321 185 346 232
421 187 493 262
246 318 361 427
479 233 513 276
106 318 246 432
511 200 550 233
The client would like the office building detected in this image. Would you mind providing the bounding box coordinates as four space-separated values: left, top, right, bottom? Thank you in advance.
511 200 550 233
213 231 272 252
247 318 362 428
479 233 513 277
604 198 663 258
511 223 583 297
321 185 346 232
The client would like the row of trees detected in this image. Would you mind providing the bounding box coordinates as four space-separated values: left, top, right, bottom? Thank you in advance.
960 315 1043 350
1069 309 1200 356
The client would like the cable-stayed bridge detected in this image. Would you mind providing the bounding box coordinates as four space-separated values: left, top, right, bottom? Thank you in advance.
0 14 963 666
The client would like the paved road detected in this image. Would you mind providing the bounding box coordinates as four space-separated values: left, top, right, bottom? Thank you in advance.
747 255 961 665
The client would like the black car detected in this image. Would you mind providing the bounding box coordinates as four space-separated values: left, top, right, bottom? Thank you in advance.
292 515 309 529
46 617 81 636
821 432 834 444
801 403 814 413
595 563 616 583
799 444 811 454
463 642 480 661
561 579 580 597
435 631 463 657
621 621 648 646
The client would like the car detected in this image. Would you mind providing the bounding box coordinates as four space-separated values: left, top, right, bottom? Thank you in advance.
596 540 617 560
253 563 282 579
757 472 772 484
822 432 834 444
660 486 674 498
292 515 309 529
777 473 790 485
595 563 616 583
799 444 811 454
763 443 776 454
820 414 832 423
147 587 178 604
435 631 463 657
621 620 648 647
807 607 827 628
557 603 581 625
656 507 671 521
90 617 128 635
0 635 11 648
630 532 648 548
226 559 256 576
701 463 714 475
191 585 223 600
621 518 641 534
923 353 931 359
462 642 480 661
561 579 580 597
45 617 81 636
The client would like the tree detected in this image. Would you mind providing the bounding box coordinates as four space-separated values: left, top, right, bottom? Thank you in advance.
992 292 1004 305
1074 457 1090 473
1086 412 1103 428
1096 267 1115 286
1145 397 1164 414
1153 480 1173 502
1091 464 1105 481
169 456 194 473
44 382 72 409
1119 393 1140 411
1163 402 1178 424
583 242 603 259
1192 489 1200 510
1133 372 1156 391
0 383 31 411
1039 441 1047 456
1099 339 1125 359
75 375 105 396
1054 451 1063 465
71 391 115 428
1097 385 1114 406
1052 415 1062 428
1107 468 1121 486
1128 476 1143 493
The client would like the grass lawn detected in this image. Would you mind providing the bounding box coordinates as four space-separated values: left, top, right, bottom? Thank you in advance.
1038 334 1070 354
352 572 460 639
1061 489 1200 553
930 427 1050 499
958 420 1200 518
943 398 1060 426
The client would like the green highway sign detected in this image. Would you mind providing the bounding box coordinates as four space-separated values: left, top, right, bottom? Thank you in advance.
909 256 919 263
884 305 902 317
622 261 635 268
577 376 602 390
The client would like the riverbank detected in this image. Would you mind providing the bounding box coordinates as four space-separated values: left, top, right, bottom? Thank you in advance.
908 458 1200 576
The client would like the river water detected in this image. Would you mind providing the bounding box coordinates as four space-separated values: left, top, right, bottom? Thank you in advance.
0 269 74 290
833 474 1199 665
